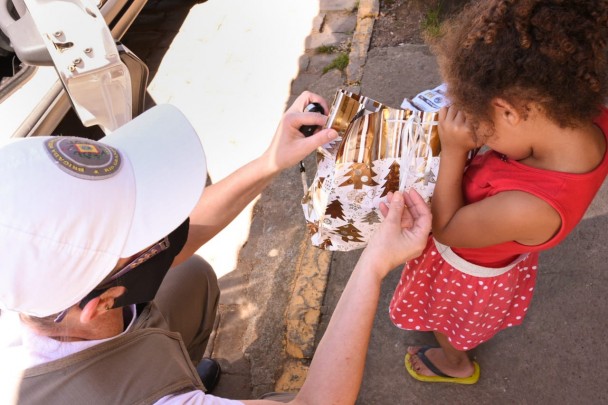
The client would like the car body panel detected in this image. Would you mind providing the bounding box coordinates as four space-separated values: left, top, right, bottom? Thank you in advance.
0 0 148 142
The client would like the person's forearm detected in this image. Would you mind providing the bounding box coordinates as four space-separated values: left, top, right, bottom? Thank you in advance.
242 190 431 405
240 257 383 405
431 149 468 240
176 154 277 262
293 250 385 405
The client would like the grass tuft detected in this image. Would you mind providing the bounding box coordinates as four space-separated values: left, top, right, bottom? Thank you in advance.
421 1 443 38
323 52 349 74
316 45 337 54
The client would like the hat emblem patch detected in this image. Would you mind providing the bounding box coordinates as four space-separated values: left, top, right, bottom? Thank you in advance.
44 137 122 180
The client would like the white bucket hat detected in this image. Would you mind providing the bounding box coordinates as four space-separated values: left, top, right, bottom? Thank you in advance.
0 104 207 317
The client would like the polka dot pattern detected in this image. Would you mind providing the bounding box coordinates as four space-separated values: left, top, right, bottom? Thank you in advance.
389 239 538 351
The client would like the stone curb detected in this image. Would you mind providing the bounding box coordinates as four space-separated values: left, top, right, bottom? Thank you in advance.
346 0 380 92
275 0 379 392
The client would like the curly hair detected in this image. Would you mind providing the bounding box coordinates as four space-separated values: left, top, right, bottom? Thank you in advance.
432 0 608 128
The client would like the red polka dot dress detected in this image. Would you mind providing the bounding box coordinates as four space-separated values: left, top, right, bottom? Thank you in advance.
389 108 608 350
389 236 538 350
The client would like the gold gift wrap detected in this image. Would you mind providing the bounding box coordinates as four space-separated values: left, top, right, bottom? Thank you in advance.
329 90 441 193
302 89 442 251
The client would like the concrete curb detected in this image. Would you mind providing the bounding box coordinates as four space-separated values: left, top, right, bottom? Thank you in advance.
275 0 379 392
347 0 380 92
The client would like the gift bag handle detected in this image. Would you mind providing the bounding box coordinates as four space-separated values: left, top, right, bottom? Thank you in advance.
394 113 439 191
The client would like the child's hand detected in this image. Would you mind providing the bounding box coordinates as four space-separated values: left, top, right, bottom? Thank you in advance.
363 190 431 275
438 105 479 153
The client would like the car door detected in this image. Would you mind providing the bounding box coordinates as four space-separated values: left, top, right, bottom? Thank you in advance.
0 0 148 141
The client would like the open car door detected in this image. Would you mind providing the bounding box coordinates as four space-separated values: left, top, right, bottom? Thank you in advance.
0 0 148 140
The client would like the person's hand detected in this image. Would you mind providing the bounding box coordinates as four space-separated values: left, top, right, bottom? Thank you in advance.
362 190 431 278
438 105 479 154
262 91 338 173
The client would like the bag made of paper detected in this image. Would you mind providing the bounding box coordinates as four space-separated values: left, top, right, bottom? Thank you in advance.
301 88 442 251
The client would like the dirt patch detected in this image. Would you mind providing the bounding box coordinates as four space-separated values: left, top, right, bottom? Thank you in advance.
370 0 470 49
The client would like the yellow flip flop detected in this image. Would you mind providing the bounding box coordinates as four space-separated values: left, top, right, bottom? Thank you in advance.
405 346 480 384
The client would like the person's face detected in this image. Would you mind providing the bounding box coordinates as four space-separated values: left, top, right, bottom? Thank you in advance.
476 104 531 161
53 238 170 323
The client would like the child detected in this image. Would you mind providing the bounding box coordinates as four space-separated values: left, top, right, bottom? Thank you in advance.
388 0 608 384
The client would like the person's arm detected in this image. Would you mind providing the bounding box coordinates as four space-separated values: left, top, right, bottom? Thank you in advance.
172 92 338 266
431 106 560 248
430 105 471 241
242 190 432 405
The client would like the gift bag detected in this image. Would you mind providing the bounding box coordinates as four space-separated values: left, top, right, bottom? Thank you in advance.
301 87 444 251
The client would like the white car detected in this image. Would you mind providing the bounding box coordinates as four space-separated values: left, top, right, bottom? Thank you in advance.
0 0 149 142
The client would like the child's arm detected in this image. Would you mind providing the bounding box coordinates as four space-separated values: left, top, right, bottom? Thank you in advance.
431 106 561 248
430 106 471 243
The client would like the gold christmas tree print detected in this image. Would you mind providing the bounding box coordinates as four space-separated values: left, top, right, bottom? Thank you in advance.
334 223 364 243
380 161 400 197
339 163 379 189
319 238 333 249
326 198 346 220
306 221 318 235
362 210 381 225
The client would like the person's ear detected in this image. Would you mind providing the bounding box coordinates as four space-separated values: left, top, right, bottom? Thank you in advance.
492 98 521 126
80 286 126 323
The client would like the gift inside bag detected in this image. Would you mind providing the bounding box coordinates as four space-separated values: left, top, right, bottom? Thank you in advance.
302 89 442 251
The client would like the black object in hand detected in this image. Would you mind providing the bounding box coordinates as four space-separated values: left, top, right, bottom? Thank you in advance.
299 102 325 137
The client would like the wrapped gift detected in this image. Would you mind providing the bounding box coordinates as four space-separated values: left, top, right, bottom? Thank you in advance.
302 88 442 251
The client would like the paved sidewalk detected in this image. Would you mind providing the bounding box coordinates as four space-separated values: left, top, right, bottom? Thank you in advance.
123 0 608 402
122 0 339 398
315 20 608 405
203 0 372 399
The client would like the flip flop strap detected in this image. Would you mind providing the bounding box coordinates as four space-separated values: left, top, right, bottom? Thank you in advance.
415 346 453 378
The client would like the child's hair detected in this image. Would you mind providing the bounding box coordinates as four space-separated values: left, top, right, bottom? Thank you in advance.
432 0 608 128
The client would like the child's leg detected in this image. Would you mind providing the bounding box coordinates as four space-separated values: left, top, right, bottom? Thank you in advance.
408 332 475 378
